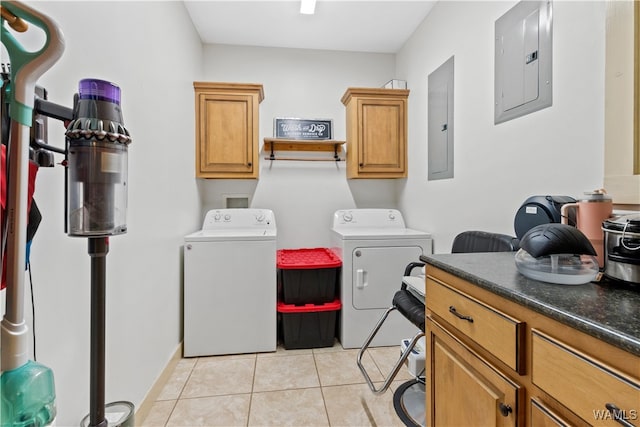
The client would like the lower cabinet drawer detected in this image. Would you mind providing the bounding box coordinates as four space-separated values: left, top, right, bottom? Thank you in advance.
530 398 571 427
427 278 524 373
532 329 640 426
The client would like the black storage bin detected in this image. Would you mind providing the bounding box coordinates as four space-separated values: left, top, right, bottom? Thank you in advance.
277 248 341 304
277 299 341 349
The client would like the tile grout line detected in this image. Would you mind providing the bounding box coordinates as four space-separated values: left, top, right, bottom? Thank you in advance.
312 348 333 427
165 357 199 426
246 353 258 427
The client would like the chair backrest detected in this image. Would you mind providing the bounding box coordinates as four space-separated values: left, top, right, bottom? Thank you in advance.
451 230 520 253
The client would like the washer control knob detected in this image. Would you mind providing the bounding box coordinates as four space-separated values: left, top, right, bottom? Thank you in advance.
388 211 396 220
343 212 353 222
255 213 265 222
224 214 231 221
214 213 222 221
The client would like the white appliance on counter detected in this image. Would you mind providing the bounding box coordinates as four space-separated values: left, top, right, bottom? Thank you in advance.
183 209 277 356
331 209 433 349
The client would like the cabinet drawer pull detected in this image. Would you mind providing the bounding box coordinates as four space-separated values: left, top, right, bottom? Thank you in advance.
499 403 512 417
606 403 637 427
449 305 474 323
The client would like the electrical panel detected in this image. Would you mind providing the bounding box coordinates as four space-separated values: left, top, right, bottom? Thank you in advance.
495 0 552 124
428 56 454 181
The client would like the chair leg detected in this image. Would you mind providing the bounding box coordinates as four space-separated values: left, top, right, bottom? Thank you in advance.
357 306 425 395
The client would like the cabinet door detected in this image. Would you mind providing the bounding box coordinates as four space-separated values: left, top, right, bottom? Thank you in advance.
197 92 256 177
357 97 406 175
428 319 521 427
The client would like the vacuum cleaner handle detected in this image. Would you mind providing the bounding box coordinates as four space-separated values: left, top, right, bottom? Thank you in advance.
1 0 65 126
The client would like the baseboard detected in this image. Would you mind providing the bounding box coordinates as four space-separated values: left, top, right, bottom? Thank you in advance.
135 342 182 425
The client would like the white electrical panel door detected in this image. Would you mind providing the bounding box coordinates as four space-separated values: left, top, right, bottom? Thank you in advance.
501 9 540 111
352 246 422 310
495 0 552 124
428 55 455 181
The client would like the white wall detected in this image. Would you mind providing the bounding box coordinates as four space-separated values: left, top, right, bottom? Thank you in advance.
396 1 606 253
200 45 399 248
2 2 202 425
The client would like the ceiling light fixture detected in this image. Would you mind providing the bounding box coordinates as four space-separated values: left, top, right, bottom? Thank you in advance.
300 0 316 15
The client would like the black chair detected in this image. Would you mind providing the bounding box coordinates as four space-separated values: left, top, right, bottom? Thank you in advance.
451 230 519 253
356 231 519 395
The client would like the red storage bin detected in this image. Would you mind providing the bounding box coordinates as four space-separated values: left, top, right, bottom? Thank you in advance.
277 248 341 304
277 299 341 349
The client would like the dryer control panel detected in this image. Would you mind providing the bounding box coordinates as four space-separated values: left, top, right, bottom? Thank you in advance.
333 209 405 229
202 209 276 230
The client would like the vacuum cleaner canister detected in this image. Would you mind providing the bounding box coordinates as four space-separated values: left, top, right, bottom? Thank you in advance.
515 223 599 285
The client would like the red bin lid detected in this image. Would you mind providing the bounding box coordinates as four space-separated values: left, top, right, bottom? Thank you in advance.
277 248 341 269
277 299 342 313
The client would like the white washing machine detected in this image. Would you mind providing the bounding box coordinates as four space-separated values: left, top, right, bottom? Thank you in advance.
331 209 432 349
184 208 277 357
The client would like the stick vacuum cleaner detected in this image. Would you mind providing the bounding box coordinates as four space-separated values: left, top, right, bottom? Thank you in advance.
1 2 133 426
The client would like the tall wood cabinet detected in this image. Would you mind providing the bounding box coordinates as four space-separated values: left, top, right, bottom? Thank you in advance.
194 82 263 179
341 88 409 179
425 265 640 427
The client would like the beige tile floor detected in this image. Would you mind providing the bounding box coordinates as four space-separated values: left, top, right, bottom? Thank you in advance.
140 341 416 427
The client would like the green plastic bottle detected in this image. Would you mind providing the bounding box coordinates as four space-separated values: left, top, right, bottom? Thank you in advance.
0 360 56 427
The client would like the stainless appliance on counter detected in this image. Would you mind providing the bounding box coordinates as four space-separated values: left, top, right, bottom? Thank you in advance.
602 214 640 285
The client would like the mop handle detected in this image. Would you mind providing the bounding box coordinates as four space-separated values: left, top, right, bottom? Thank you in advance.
1 0 65 126
1 0 65 372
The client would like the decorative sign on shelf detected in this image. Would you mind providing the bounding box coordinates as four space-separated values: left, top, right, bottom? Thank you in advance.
274 118 333 140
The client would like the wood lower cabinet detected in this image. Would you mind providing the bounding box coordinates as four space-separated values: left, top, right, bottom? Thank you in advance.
429 318 521 427
425 266 640 427
531 330 640 427
341 88 409 178
194 82 263 179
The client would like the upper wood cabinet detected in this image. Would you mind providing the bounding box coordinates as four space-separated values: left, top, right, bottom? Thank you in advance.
194 82 264 179
341 88 409 179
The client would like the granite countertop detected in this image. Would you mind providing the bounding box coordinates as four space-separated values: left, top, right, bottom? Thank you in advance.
420 252 640 357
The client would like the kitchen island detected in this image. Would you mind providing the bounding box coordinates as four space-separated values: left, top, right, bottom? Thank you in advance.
421 252 639 426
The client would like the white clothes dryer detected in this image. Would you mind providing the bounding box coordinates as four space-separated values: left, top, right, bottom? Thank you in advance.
331 209 432 349
184 209 277 357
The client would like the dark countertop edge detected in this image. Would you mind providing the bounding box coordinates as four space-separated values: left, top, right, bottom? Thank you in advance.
421 254 640 357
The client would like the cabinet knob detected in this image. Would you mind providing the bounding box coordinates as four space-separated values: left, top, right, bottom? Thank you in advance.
247 162 252 167
499 403 512 417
